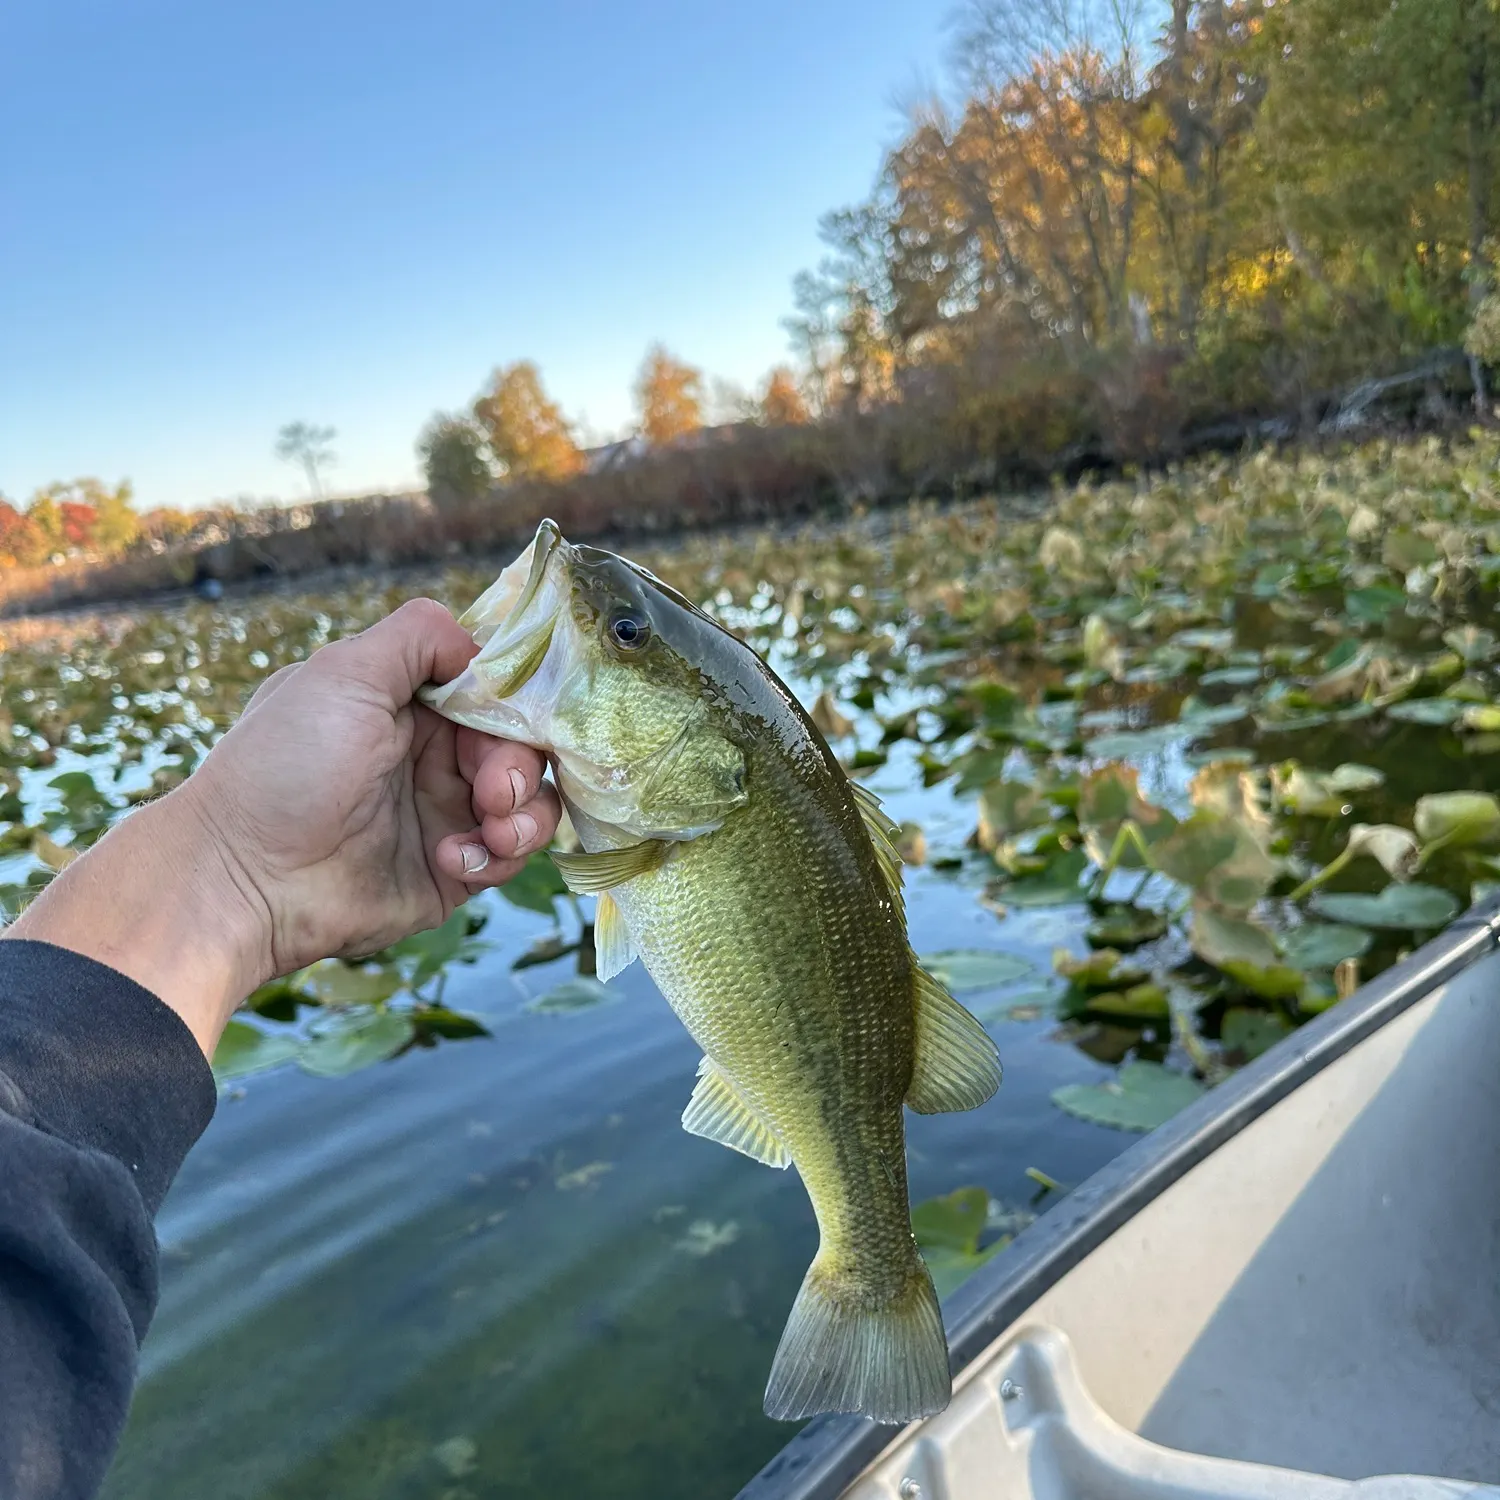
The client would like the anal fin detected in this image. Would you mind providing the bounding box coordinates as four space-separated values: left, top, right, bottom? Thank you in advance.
906 962 1002 1114
682 1058 791 1168
593 892 639 982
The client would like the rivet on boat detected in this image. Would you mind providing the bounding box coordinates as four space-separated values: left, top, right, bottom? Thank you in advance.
999 1378 1023 1401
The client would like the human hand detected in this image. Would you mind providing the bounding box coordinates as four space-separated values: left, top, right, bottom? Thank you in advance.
5 599 560 1056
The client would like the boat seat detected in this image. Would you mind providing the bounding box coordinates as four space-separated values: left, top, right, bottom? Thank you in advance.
874 1327 1500 1500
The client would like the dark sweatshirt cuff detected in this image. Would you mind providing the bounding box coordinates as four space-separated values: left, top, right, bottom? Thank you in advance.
0 939 217 1215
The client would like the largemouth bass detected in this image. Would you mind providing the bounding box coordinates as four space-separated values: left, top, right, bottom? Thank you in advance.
422 520 1001 1423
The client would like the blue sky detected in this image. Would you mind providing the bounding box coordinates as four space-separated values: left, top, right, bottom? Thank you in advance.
0 0 955 510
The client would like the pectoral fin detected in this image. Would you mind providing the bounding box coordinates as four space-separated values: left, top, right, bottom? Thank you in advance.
682 1058 791 1168
905 963 1002 1114
593 892 639 982
551 839 668 894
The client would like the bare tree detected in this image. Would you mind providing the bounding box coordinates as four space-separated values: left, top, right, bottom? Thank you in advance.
275 421 337 500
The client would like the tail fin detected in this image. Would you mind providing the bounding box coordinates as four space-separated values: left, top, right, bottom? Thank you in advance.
763 1249 951 1424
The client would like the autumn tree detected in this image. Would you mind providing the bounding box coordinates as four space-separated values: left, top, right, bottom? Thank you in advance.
418 413 494 502
760 367 810 425
471 362 583 481
0 500 44 566
634 345 704 444
275 421 337 499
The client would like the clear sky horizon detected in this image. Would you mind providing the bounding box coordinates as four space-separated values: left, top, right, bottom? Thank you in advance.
0 1 956 512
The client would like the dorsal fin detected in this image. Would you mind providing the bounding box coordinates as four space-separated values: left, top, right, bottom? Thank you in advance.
848 779 905 911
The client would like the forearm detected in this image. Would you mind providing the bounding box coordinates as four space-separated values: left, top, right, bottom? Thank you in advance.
0 940 215 1499
3 785 272 1059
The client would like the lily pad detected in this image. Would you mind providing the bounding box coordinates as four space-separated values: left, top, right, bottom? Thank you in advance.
499 851 570 917
1310 883 1461 930
1279 923 1373 971
212 1020 300 1084
922 949 1034 992
1085 982 1170 1019
1153 810 1277 912
912 1185 1008 1299
1085 904 1168 950
526 977 623 1013
1052 1060 1206 1133
297 1009 416 1078
1053 948 1148 991
1384 697 1466 725
996 846 1090 906
1221 1007 1292 1062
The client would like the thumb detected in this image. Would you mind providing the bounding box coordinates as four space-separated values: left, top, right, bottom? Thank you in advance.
333 598 478 708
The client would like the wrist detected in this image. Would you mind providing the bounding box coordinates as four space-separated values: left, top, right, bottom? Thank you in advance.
3 782 275 1059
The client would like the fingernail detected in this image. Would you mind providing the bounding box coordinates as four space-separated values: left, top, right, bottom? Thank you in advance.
511 809 538 852
508 766 528 808
460 843 491 876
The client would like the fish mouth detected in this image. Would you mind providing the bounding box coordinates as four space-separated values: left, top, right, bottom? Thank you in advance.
460 518 564 647
421 519 569 717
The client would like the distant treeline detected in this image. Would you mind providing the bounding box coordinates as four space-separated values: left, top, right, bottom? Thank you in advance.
5 0 1500 614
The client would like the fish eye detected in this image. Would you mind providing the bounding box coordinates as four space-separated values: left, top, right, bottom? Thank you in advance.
609 610 649 650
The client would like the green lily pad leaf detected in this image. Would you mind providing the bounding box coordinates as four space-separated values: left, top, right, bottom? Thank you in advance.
978 780 1051 849
375 906 487 985
1444 625 1498 664
212 1020 300 1084
1328 763 1384 794
1384 697 1466 725
1189 903 1279 969
922 949 1034 992
1310 883 1461 930
1153 811 1277 912
1085 725 1181 759
1413 791 1500 850
1199 665 1262 687
1053 947 1148 991
1176 699 1250 732
1085 982 1170 1019
1280 923 1373 971
910 1185 989 1253
953 747 1012 794
297 1010 416 1077
410 1006 490 1040
1170 628 1235 652
1343 584 1406 625
526 977 623 1013
996 846 1090 906
499 851 569 917
1221 1007 1292 1062
1445 674 1492 703
920 1241 1009 1301
245 978 311 1023
47 770 99 798
512 931 578 970
1077 762 1177 870
1085 905 1168 950
1273 764 1344 817
1382 528 1437 574
302 962 404 1008
1052 1060 1206 1133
